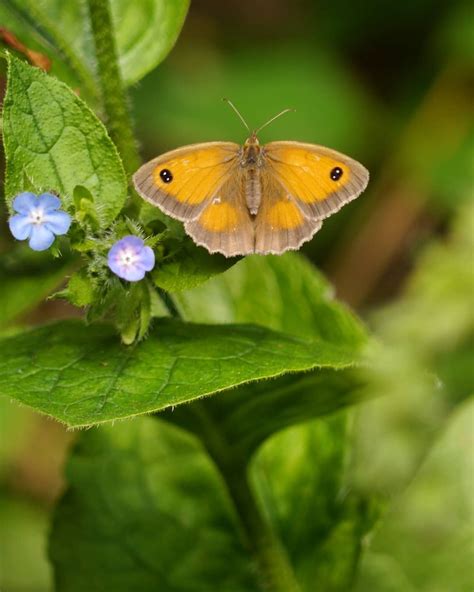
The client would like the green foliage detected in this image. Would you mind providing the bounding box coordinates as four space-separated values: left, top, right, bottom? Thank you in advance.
111 0 190 85
0 0 189 95
1 0 472 590
3 54 127 226
0 252 71 328
0 313 364 427
50 418 258 592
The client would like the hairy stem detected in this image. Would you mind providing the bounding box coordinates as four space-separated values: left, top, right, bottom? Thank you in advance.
189 403 302 592
86 0 140 176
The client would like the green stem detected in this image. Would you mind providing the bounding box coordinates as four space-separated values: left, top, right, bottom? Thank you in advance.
86 0 140 176
156 287 182 319
189 403 302 592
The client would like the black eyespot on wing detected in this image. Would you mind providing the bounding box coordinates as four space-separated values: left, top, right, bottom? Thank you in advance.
330 167 343 181
160 169 173 183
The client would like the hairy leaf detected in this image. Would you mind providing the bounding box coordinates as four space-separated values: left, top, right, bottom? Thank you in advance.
166 253 369 455
0 317 362 427
3 54 127 226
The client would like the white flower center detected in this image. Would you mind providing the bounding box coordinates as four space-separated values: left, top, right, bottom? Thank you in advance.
118 247 139 267
29 207 45 225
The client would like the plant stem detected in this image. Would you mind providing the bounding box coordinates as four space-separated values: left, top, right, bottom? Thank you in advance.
86 0 140 176
190 403 302 592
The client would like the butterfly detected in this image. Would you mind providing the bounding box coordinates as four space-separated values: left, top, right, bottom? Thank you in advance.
133 101 369 257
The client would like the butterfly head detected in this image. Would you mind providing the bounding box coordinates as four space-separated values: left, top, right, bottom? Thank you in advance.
244 131 260 146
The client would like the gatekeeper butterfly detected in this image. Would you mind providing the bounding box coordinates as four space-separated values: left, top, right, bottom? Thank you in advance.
133 101 369 257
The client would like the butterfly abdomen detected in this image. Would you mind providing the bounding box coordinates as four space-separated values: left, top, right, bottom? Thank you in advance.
244 168 262 215
241 141 263 215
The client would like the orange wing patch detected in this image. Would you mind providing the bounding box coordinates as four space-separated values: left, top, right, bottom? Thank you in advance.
266 147 351 203
133 142 240 222
199 202 240 232
151 148 235 206
267 200 304 229
264 141 369 221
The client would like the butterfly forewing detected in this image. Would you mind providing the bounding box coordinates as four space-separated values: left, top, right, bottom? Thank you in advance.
264 141 369 220
133 142 240 222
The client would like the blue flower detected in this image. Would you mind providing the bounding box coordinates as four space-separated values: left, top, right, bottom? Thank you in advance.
8 192 72 251
108 235 155 282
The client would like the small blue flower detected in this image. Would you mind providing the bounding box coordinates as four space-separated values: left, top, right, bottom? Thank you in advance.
108 235 155 282
8 192 72 251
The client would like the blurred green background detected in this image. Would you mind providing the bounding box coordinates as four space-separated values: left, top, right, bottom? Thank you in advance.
0 0 473 590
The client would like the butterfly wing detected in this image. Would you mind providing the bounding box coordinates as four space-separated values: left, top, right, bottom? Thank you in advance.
133 142 255 257
185 171 255 256
254 173 322 254
263 141 369 220
133 142 241 222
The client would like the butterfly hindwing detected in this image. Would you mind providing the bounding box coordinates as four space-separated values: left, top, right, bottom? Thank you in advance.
254 173 322 254
185 173 255 256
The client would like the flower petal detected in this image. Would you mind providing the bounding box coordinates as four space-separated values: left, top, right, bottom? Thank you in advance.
38 193 61 212
9 214 33 240
43 210 71 235
29 225 55 251
12 192 38 214
121 265 146 282
139 246 155 271
120 235 144 250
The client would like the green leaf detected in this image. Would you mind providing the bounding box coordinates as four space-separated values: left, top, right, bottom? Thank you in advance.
0 317 362 428
164 253 369 456
177 253 366 343
50 418 259 592
153 239 239 292
164 368 367 459
0 0 99 101
1 0 189 88
0 250 71 328
50 413 376 591
252 417 377 591
54 268 97 308
111 0 190 85
2 54 127 226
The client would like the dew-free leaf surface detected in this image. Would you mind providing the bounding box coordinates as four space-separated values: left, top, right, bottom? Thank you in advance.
0 317 363 428
3 55 127 226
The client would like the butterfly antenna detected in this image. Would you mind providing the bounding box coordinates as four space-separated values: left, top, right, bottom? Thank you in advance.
255 108 295 134
223 98 250 133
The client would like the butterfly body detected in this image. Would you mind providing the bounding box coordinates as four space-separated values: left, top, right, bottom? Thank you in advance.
133 130 369 257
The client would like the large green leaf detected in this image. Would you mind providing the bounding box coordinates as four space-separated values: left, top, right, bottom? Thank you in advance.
50 418 259 592
111 0 190 85
3 54 127 226
252 417 376 591
0 317 362 428
1 0 189 89
50 412 376 591
176 253 366 342
165 253 369 456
